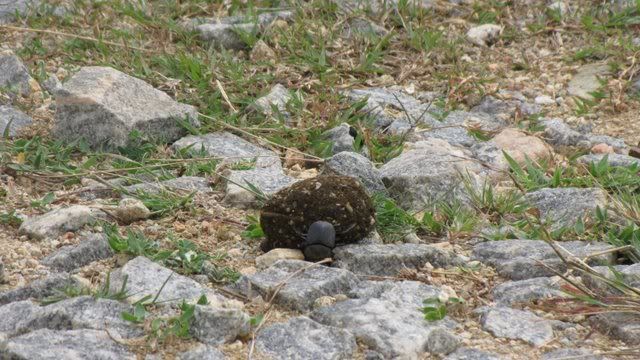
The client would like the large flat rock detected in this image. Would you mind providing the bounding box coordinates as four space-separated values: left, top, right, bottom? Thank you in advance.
525 187 607 229
0 273 79 306
379 138 482 211
191 305 250 345
491 276 569 305
477 306 554 347
323 151 386 194
19 205 108 241
0 51 34 96
333 244 464 276
472 240 616 280
0 296 143 339
256 316 357 360
42 233 113 272
311 297 459 359
0 105 33 137
590 312 640 345
1 329 136 359
235 260 360 311
53 66 199 150
172 132 281 169
109 256 235 307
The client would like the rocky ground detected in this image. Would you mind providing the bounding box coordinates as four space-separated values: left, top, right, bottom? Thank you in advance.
2 0 640 359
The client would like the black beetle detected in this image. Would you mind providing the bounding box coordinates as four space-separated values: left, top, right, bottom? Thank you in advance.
300 221 336 261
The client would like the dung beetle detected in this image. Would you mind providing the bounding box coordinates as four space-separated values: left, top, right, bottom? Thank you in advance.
300 221 336 262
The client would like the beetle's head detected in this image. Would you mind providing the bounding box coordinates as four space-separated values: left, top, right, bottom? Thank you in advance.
301 221 336 261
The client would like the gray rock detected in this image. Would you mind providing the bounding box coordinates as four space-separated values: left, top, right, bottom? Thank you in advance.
251 84 292 118
311 296 458 359
525 187 607 229
355 230 384 245
333 244 463 276
172 132 281 169
632 75 640 93
256 316 357 360
0 296 142 339
492 277 569 305
541 118 627 151
409 111 506 148
223 167 297 208
542 348 608 360
323 152 386 194
42 74 63 95
191 305 250 345
1 329 136 359
109 256 231 306
345 87 436 129
477 306 553 346
542 118 589 148
196 22 256 50
0 0 37 23
0 273 79 306
471 91 540 121
237 260 360 311
124 176 212 195
379 138 482 211
425 327 460 355
586 134 627 150
0 1 65 25
577 154 640 168
590 312 640 345
466 24 502 47
567 63 609 101
0 300 43 335
178 344 226 360
472 239 616 280
444 347 503 360
323 123 356 154
0 51 33 96
53 66 199 150
18 205 107 240
581 264 640 295
0 105 33 137
342 18 388 39
187 11 293 49
350 280 450 309
0 257 4 284
42 233 113 272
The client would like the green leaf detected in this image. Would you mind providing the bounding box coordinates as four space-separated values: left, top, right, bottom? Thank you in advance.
197 294 208 305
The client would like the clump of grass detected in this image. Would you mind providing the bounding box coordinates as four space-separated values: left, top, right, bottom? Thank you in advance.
422 296 464 321
105 223 237 280
130 189 195 217
0 210 23 227
373 194 479 242
242 214 265 239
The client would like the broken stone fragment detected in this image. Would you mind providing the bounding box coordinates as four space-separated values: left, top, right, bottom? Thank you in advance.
0 50 35 96
255 248 305 269
256 316 357 360
0 105 33 137
18 205 108 241
41 233 114 272
109 256 241 308
190 305 251 345
466 24 502 47
53 66 199 150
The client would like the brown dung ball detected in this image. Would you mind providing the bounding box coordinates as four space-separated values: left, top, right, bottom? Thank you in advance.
259 175 376 252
